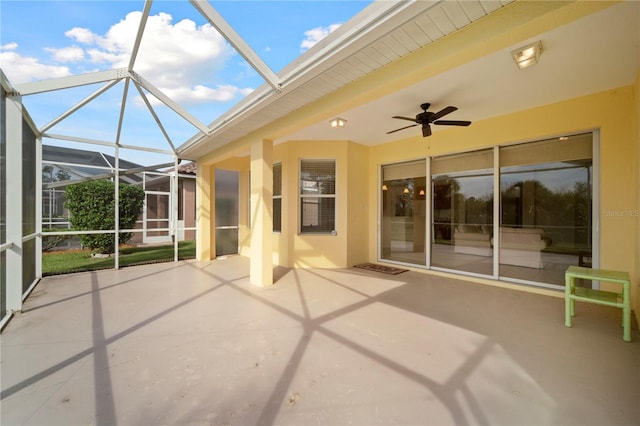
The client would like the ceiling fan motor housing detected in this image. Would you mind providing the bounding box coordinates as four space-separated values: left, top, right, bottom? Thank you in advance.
416 111 432 123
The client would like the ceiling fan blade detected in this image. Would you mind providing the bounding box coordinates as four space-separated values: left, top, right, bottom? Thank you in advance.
431 106 457 121
433 120 472 126
392 116 418 122
386 124 418 134
422 124 432 137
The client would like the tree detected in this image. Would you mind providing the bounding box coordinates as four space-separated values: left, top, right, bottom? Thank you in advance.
42 165 71 183
65 180 145 253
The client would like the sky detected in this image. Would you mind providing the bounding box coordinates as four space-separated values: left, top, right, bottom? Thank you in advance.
0 0 372 165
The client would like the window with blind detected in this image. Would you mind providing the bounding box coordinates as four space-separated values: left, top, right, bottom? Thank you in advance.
300 159 336 234
273 162 282 233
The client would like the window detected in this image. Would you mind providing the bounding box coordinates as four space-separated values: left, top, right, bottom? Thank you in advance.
300 159 336 234
273 163 282 232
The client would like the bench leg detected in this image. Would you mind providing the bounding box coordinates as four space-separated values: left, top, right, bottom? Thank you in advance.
565 275 573 328
623 282 631 342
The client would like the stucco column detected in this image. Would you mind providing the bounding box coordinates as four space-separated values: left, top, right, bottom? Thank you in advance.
250 139 273 286
196 163 213 261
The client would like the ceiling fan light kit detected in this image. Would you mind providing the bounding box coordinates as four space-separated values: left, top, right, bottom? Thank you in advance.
387 102 472 138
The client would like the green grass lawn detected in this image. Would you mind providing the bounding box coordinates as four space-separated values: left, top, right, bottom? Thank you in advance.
42 241 196 276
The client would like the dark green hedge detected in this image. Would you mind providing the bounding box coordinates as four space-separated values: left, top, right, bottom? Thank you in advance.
65 180 145 253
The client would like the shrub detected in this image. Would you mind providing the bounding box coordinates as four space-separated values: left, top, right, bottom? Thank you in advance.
42 228 72 251
65 180 145 253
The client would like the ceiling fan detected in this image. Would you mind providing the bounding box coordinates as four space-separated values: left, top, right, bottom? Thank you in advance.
387 103 471 137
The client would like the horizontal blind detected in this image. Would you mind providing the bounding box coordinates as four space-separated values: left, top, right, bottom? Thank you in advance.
300 159 336 233
431 149 493 175
300 159 335 195
383 160 426 181
273 162 282 196
500 133 592 167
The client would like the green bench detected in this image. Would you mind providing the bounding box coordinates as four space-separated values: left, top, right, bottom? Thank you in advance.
565 266 631 342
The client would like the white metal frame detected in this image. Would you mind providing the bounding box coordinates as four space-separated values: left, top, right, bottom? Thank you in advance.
5 84 24 316
3 0 264 324
0 0 463 326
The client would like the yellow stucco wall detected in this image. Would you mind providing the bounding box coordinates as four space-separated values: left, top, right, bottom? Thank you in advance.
269 140 368 268
368 86 639 310
199 141 358 268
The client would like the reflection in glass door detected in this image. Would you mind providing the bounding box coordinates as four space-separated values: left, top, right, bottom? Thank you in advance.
499 134 593 286
215 169 239 256
381 160 426 266
431 149 494 276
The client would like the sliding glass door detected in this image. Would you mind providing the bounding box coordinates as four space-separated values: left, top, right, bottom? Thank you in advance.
378 133 595 288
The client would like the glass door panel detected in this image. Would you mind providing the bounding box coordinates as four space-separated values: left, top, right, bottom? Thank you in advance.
431 150 494 276
499 134 593 286
381 160 426 266
215 169 239 256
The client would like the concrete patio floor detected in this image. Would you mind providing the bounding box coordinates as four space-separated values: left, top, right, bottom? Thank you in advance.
1 256 638 425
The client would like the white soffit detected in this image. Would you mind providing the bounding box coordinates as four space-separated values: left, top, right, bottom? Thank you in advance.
284 1 639 146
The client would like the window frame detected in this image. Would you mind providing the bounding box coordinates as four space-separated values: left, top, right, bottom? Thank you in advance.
273 162 282 233
299 158 337 235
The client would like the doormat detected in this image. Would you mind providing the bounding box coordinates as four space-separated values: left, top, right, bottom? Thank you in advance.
353 263 408 275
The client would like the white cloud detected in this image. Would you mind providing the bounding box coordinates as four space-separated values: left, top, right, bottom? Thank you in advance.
64 11 245 105
162 84 254 104
0 49 71 84
1 11 253 105
301 23 341 51
44 46 85 63
1 42 18 50
65 27 98 44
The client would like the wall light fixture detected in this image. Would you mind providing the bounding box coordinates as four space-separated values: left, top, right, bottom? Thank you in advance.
329 117 347 128
511 40 543 69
